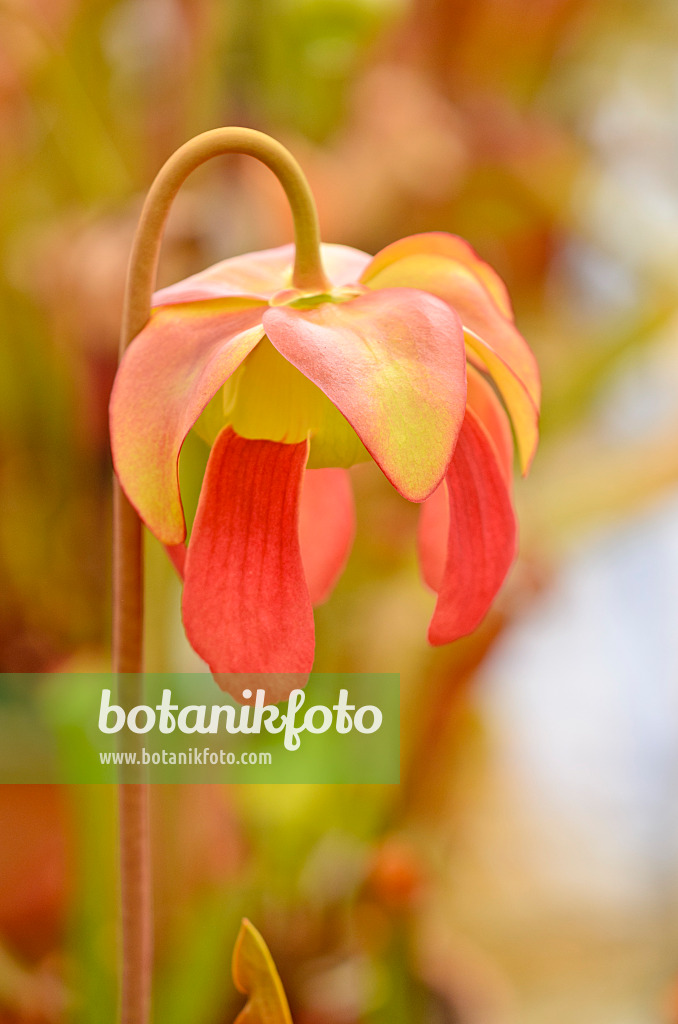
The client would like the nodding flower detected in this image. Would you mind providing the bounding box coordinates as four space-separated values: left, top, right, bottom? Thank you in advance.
110 134 539 697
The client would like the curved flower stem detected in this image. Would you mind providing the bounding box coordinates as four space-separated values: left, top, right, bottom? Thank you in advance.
113 127 327 1024
123 127 329 339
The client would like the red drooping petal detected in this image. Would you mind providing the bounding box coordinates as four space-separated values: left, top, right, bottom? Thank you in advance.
299 469 356 605
182 427 315 677
153 243 372 307
263 288 467 502
216 672 309 705
109 301 265 544
425 409 517 645
418 480 448 594
417 365 513 595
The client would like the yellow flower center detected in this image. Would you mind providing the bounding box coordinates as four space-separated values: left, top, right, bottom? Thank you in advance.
193 287 370 468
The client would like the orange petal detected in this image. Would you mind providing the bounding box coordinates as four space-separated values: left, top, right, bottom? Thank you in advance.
464 328 538 473
182 428 315 674
263 288 467 502
466 364 514 490
362 232 513 318
154 242 371 307
109 301 265 544
426 409 517 645
299 468 355 605
361 249 540 413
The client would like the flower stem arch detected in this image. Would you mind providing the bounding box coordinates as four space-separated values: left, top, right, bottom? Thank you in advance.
114 128 329 1024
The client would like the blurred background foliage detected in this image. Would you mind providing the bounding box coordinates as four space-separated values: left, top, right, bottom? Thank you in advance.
1 0 678 1021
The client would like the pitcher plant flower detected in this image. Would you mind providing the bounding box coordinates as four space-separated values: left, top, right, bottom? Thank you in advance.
110 128 540 694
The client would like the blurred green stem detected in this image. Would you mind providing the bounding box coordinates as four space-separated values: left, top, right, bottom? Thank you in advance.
113 127 328 1024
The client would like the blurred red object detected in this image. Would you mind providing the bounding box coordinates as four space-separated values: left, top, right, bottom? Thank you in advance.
367 838 424 912
0 786 70 961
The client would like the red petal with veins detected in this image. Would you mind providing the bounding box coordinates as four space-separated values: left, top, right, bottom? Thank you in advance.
425 409 517 644
263 288 467 503
153 243 372 306
418 370 513 595
299 469 356 605
182 427 315 675
110 301 265 544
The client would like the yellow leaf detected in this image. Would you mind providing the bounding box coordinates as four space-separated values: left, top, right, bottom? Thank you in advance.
232 919 293 1024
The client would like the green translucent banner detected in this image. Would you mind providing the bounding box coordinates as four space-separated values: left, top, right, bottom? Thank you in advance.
0 673 400 784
